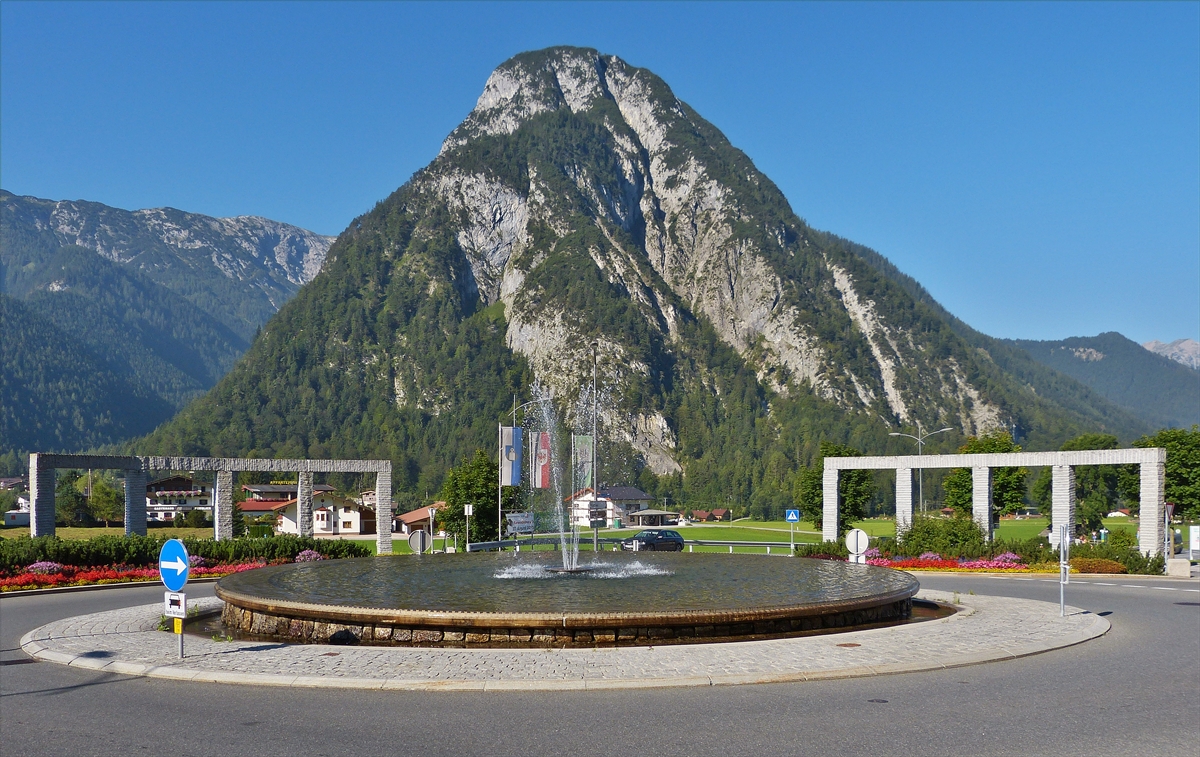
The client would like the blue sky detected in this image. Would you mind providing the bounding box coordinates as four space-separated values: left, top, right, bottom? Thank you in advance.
3 2 1197 344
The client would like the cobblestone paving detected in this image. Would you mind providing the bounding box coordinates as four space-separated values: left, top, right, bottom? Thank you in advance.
20 591 1108 691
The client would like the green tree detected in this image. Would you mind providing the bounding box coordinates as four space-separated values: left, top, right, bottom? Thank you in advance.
793 442 875 536
943 432 1027 518
1122 426 1200 521
437 449 523 543
1031 433 1127 532
83 477 124 527
54 471 88 526
231 502 247 537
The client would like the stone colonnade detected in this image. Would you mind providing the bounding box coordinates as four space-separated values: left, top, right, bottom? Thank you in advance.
821 448 1167 556
27 454 394 555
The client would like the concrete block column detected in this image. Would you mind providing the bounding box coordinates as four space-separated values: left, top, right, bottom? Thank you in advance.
123 468 147 536
29 454 56 537
213 470 235 541
895 468 913 537
971 467 993 541
821 467 839 542
1049 465 1075 548
1137 460 1165 556
375 470 393 555
297 471 314 537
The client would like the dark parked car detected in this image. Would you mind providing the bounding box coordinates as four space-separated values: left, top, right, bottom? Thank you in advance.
620 529 685 552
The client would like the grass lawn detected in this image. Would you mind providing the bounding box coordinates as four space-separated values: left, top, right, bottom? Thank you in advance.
0 526 216 540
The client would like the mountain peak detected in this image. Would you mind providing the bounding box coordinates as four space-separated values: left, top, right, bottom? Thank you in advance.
1144 338 1200 371
441 47 678 154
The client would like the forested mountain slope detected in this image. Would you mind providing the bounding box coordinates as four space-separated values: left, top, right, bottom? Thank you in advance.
1 192 335 459
1007 332 1198 430
138 47 1146 513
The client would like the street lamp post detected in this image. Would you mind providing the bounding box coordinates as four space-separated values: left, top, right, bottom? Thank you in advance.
889 423 954 513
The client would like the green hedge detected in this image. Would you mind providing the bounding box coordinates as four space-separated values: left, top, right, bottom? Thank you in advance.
0 534 370 570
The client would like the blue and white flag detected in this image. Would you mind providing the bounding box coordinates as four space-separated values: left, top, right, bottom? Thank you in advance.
500 426 522 486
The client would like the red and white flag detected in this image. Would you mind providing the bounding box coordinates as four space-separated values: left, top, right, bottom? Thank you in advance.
534 432 551 489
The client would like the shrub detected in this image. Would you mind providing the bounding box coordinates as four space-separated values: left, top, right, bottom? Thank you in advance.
793 543 849 559
294 549 324 562
26 561 64 574
1070 557 1127 574
896 517 987 558
1107 529 1136 550
0 534 369 571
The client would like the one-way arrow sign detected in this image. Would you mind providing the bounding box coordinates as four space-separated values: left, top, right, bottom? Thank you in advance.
158 539 190 592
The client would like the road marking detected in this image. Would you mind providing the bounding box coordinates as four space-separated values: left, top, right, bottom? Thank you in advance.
1151 586 1178 591
1015 578 1035 581
1095 582 1116 586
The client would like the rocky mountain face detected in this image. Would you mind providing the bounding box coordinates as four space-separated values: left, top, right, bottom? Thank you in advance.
140 47 1148 512
2 190 334 341
1009 332 1199 430
0 191 335 459
1144 338 1200 371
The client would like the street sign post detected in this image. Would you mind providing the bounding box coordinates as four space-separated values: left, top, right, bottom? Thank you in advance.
158 539 190 658
785 509 800 552
845 528 869 564
464 504 473 551
1059 524 1070 617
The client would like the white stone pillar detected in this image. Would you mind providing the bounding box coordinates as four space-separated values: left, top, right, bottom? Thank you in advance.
972 466 993 541
375 469 393 555
895 467 913 537
821 466 839 542
1049 465 1075 549
1137 460 1165 556
123 468 147 536
297 471 314 537
213 470 234 541
29 454 56 537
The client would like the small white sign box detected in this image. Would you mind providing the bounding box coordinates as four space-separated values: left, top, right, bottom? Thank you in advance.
164 591 187 619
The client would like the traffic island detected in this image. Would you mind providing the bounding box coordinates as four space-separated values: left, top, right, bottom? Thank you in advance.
20 590 1109 691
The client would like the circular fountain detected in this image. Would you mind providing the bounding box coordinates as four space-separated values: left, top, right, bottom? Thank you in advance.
216 551 919 647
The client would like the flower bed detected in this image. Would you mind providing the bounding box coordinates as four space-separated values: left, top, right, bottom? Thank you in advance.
0 560 273 592
865 551 1032 572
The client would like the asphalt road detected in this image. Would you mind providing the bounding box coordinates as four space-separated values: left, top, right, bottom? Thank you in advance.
1 575 1197 757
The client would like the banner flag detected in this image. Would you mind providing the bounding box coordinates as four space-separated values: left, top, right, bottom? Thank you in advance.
534 432 552 489
500 426 522 486
572 435 593 490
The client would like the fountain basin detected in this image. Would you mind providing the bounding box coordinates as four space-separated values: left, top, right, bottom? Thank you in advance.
216 552 919 647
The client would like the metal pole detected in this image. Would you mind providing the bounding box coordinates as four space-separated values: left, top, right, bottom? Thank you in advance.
497 424 503 550
178 629 184 659
592 342 598 496
1059 524 1069 617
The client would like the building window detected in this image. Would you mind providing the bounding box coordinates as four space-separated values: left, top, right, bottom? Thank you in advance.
199 500 208 506
343 506 351 513
343 521 352 529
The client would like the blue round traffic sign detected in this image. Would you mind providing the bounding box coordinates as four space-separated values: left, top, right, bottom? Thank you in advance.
159 538 190 592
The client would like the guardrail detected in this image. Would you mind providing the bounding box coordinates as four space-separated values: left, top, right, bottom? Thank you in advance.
465 537 807 555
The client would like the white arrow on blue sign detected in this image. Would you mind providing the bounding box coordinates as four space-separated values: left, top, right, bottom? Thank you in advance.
785 509 800 523
159 539 190 592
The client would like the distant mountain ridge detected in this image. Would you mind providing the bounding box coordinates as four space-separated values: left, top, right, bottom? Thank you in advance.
1007 332 1199 430
2 190 334 341
1144 338 1200 371
138 47 1154 514
0 191 336 458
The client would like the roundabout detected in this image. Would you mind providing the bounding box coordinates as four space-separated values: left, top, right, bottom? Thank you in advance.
20 587 1108 691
